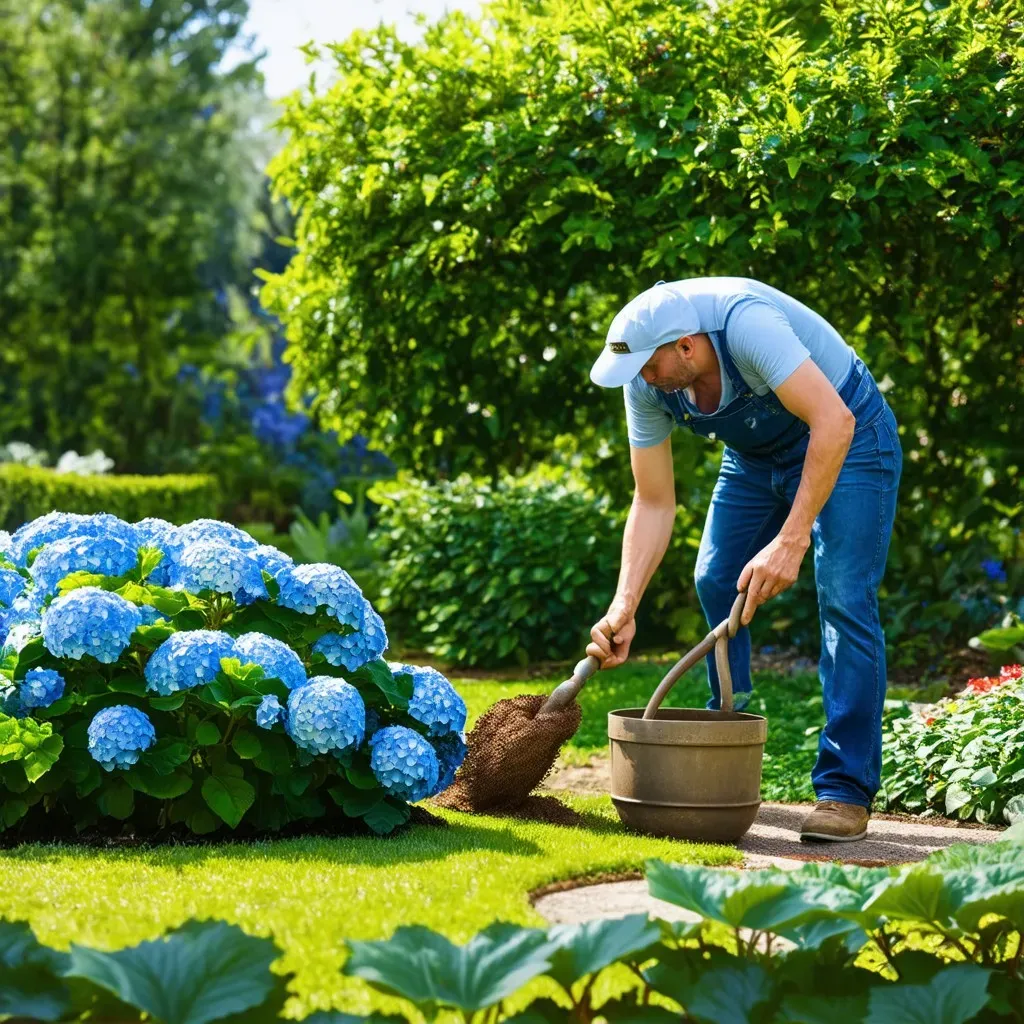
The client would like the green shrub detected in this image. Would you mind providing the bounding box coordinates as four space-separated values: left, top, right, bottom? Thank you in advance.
264 0 1021 520
0 464 222 530
369 467 625 666
882 664 1024 824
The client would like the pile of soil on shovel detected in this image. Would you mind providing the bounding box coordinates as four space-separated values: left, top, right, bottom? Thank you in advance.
432 693 583 821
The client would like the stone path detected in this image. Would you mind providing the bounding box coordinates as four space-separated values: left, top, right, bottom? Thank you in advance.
534 757 1007 926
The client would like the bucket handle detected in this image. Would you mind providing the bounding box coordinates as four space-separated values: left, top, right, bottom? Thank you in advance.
642 590 751 720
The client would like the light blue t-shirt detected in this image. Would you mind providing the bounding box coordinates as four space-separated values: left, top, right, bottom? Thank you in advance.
624 277 855 448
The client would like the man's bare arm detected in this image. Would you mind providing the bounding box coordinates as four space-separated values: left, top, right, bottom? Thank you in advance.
587 437 675 667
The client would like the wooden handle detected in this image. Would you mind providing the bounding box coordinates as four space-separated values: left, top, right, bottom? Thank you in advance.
540 655 601 714
642 590 752 720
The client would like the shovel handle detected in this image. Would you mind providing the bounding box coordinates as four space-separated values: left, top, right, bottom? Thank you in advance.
540 655 601 714
642 590 751 720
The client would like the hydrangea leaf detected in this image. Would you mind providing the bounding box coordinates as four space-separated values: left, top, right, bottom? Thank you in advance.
351 660 413 710
195 721 221 746
98 777 134 819
361 798 410 835
65 920 281 1024
136 546 165 581
127 766 193 800
148 693 187 712
201 773 255 828
23 733 63 783
231 730 262 760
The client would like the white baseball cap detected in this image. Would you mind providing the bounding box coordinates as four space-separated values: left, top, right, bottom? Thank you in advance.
590 280 701 388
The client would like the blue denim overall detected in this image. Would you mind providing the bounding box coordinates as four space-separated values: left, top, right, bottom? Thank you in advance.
653 309 903 809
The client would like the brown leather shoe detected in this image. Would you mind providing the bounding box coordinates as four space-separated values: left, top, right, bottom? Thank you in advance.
800 800 869 842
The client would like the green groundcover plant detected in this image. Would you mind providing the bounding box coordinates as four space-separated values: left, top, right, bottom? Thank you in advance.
0 512 468 838
882 663 1024 826
1 829 1022 1022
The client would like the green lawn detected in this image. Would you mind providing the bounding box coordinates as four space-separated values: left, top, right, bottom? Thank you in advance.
453 659 822 803
0 794 739 1018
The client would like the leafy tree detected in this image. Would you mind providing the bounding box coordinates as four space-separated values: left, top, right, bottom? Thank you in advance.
0 0 268 469
264 0 1023 524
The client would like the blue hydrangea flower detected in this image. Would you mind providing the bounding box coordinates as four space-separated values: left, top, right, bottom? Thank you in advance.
1 622 39 658
429 731 468 796
29 534 138 595
389 662 467 737
136 605 166 625
981 558 1007 584
134 517 177 585
20 667 65 710
0 568 27 607
0 530 12 563
12 513 138 566
87 705 156 771
0 683 25 719
167 519 258 557
364 706 381 737
256 694 285 729
234 632 307 691
276 563 365 629
285 676 365 755
6 587 45 626
144 630 236 695
369 725 440 803
168 542 267 606
41 587 142 663
253 544 294 579
313 602 388 672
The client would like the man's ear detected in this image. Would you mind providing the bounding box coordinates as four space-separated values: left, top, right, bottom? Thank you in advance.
676 334 694 355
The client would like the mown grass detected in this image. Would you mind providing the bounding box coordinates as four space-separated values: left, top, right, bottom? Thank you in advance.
0 793 740 1017
453 659 822 803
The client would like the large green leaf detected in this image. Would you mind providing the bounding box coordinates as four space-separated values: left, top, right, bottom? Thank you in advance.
362 799 410 835
778 992 869 1024
202 773 255 828
0 919 71 1021
864 964 992 1024
646 860 864 933
646 951 772 1024
65 920 281 1024
126 766 193 800
141 737 193 775
343 922 560 1012
545 913 660 990
351 660 414 709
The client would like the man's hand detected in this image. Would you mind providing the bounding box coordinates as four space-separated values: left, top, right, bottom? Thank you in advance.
736 533 810 625
587 603 637 669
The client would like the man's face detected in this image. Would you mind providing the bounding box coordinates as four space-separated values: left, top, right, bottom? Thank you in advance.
640 339 697 392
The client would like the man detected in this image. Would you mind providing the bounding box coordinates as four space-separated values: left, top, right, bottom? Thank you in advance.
586 277 902 842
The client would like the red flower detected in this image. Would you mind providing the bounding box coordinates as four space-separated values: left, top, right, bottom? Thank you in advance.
965 676 1000 694
1000 664 1023 683
924 715 936 726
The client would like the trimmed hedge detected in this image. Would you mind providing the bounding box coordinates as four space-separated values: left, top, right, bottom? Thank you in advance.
0 465 221 530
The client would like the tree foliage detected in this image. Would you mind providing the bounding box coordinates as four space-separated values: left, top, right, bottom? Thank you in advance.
265 0 1023 521
0 0 267 469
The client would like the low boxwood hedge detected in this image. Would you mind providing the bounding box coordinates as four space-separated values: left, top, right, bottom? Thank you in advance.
0 464 222 529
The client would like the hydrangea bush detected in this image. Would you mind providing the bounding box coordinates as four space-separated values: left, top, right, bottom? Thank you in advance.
881 664 1024 825
0 513 467 837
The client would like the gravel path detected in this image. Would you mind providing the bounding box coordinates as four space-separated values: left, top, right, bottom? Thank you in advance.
533 757 1006 926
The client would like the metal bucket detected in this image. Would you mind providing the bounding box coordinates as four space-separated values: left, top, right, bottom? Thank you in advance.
608 592 767 842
